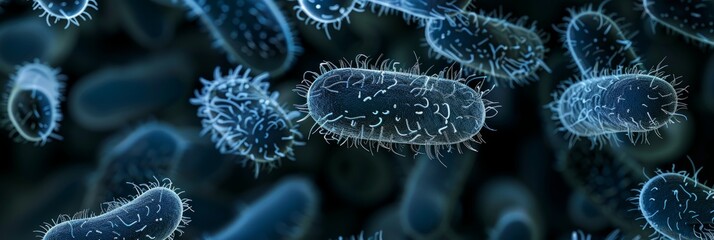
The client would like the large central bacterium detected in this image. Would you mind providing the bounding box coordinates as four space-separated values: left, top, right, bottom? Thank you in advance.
642 0 714 47
296 55 494 157
552 70 685 145
183 0 300 76
638 170 714 240
425 11 548 86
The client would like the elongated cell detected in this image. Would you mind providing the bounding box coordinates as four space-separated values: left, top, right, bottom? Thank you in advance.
1 61 64 144
190 66 303 177
296 55 496 158
551 68 686 146
642 0 714 47
368 0 471 20
638 170 714 239
31 0 98 28
561 4 643 75
37 179 191 240
399 150 474 238
83 122 188 211
69 53 191 130
207 176 318 240
183 0 301 76
294 0 365 39
425 11 549 86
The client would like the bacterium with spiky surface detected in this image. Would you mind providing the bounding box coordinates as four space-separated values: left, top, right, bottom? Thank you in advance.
641 0 714 47
2 61 64 145
636 165 714 240
36 178 191 240
549 66 687 147
425 10 549 86
30 0 98 28
295 55 498 158
183 0 301 76
559 2 643 75
190 66 303 177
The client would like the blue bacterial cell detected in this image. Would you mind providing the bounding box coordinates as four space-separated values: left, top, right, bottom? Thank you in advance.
368 0 471 20
183 0 301 76
0 16 77 74
489 208 539 240
638 170 714 239
295 0 366 39
190 66 303 177
560 3 643 75
296 55 497 158
207 176 318 240
425 11 549 86
83 122 188 211
642 0 714 47
69 53 191 130
399 150 474 238
1 61 64 144
550 68 686 146
31 0 98 28
37 179 191 240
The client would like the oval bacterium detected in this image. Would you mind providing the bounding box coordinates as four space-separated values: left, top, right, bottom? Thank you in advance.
296 55 496 158
190 66 303 177
2 61 64 144
37 179 191 240
425 11 549 86
638 170 714 240
31 0 98 28
550 67 686 146
207 176 318 240
84 122 188 211
642 0 714 47
183 0 301 76
561 3 643 75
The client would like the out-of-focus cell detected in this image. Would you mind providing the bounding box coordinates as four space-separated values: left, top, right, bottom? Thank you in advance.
0 16 77 74
69 53 192 131
114 0 181 48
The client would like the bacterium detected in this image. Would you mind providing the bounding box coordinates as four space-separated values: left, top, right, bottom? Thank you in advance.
550 66 687 146
69 53 191 131
337 231 384 240
83 122 188 211
1 61 64 144
30 0 98 28
641 0 714 47
637 167 714 240
183 0 301 76
399 150 474 238
190 66 303 177
207 176 318 240
295 55 497 158
37 179 191 240
294 0 366 39
559 2 643 75
425 11 550 86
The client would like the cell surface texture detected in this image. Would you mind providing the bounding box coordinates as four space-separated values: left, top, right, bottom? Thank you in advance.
2 61 64 144
31 0 98 28
551 68 685 145
296 55 496 157
190 66 303 177
37 179 191 240
425 11 549 85
561 4 643 75
638 170 714 239
207 176 318 240
368 0 471 20
642 0 714 47
83 122 188 210
183 0 301 76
